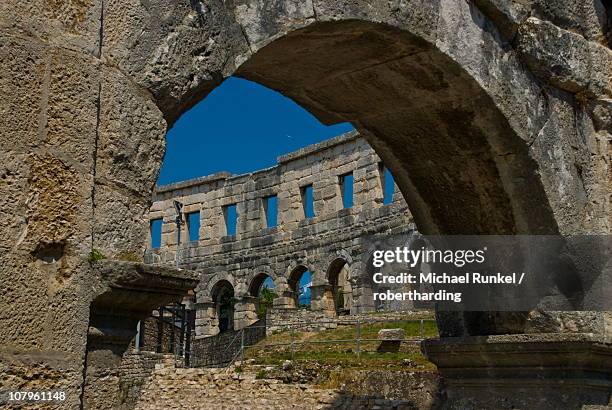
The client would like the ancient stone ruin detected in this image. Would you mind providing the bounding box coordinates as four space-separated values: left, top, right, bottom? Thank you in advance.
1 0 611 409
146 133 418 337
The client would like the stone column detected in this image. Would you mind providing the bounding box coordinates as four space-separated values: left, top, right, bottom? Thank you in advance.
194 298 218 338
83 314 140 409
310 283 336 317
234 296 259 330
272 283 297 309
352 279 375 313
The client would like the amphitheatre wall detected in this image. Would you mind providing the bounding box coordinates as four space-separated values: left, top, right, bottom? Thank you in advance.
146 133 418 337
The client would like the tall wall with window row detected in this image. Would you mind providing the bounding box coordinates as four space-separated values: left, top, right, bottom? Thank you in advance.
145 132 415 337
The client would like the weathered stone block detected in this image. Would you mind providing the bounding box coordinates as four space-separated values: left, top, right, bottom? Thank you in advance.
518 17 612 98
378 328 405 341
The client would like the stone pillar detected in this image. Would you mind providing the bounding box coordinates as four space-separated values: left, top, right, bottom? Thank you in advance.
195 298 218 338
352 279 375 313
273 287 297 309
83 314 139 410
310 284 336 317
234 296 259 330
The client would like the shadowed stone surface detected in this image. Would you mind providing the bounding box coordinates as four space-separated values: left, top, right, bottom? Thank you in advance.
82 261 199 410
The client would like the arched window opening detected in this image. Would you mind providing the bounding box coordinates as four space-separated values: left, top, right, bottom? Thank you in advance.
249 273 277 318
288 266 312 309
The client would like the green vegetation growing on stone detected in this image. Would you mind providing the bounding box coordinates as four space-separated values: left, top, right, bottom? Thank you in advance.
257 287 277 319
88 248 106 262
116 251 143 263
245 320 438 374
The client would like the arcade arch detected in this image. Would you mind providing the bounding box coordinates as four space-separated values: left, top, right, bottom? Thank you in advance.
210 280 235 333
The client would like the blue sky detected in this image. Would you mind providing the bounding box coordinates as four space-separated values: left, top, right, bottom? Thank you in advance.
157 77 354 186
261 273 310 305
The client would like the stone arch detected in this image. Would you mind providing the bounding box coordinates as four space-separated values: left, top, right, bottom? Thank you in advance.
246 272 278 322
246 268 280 296
136 12 576 338
326 256 352 315
321 249 354 279
79 2 609 407
209 279 235 333
5 0 612 407
248 272 276 297
287 264 311 309
202 273 236 299
139 8 564 236
2 0 612 407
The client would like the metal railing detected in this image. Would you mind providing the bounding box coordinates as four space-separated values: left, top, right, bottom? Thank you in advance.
189 319 267 368
137 303 195 367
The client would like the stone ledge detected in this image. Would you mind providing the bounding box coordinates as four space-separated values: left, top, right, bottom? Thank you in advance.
93 260 199 291
277 131 359 163
90 260 199 318
423 333 612 383
155 172 233 195
422 333 612 408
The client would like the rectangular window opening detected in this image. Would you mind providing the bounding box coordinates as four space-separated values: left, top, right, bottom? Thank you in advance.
301 185 315 219
264 195 278 228
186 211 200 242
381 164 395 205
340 172 354 209
223 204 238 236
150 218 163 249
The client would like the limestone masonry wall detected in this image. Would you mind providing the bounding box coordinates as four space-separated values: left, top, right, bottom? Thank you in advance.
3 0 611 408
265 310 434 335
117 352 170 410
145 133 416 337
133 364 438 410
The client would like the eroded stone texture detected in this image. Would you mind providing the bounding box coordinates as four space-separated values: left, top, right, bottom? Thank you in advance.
103 0 250 124
1 0 611 408
518 17 612 99
133 364 439 410
93 66 166 257
531 0 609 43
470 0 531 41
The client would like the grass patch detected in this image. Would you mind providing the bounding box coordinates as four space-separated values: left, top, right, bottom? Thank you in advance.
115 251 143 262
255 369 268 379
88 248 106 262
244 320 438 373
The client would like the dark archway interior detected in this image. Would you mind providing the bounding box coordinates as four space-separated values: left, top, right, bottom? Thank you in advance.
211 280 234 333
327 258 351 314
